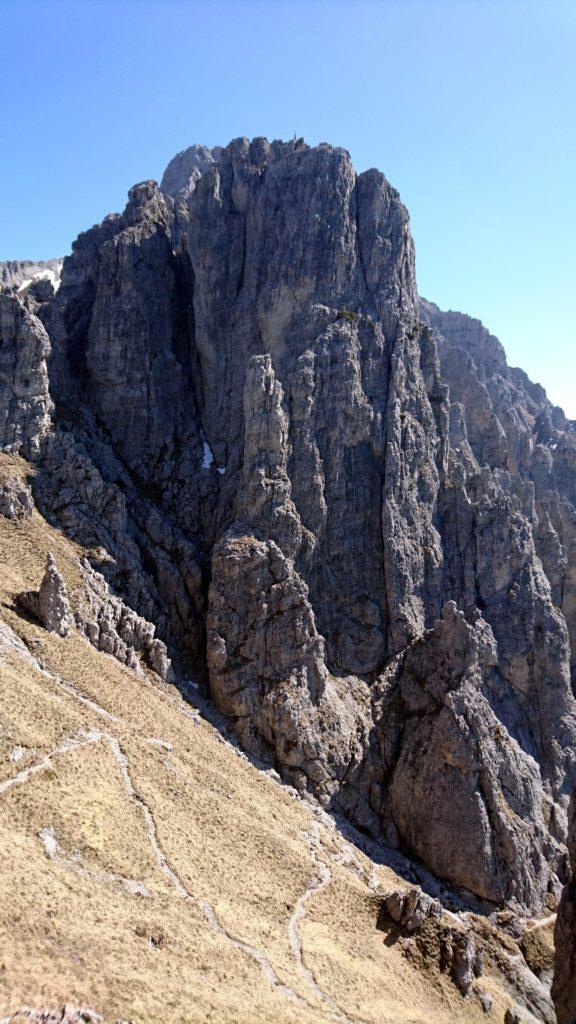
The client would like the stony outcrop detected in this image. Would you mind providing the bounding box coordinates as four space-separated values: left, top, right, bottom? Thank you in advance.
0 475 33 519
378 602 568 908
74 559 174 681
160 143 222 198
382 886 442 932
1 1008 102 1024
19 552 72 637
379 884 484 999
1 136 576 918
29 419 205 680
16 549 174 681
445 928 484 997
208 529 372 805
553 790 576 1023
38 552 71 636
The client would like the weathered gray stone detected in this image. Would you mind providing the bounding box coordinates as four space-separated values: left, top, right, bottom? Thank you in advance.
421 295 576 690
0 1006 102 1024
446 927 483 996
16 553 71 638
379 602 570 909
553 790 576 1024
160 143 221 198
38 552 71 636
36 552 72 637
0 293 53 456
75 560 174 682
207 529 371 804
477 989 493 1014
383 886 442 932
0 475 33 519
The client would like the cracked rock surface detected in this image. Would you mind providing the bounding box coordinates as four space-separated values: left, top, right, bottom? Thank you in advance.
38 552 72 637
0 475 33 520
553 790 576 1023
0 294 53 457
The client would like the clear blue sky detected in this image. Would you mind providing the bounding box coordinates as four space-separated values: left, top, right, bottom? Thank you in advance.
1 0 575 413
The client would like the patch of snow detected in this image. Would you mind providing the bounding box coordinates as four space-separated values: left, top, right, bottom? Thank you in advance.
202 435 214 469
10 746 26 763
42 267 61 294
16 267 61 295
202 432 226 473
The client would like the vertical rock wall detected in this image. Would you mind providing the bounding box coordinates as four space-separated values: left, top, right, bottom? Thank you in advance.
2 137 576 912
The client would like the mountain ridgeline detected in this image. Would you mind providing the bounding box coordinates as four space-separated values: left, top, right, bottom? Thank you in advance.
1 139 576 985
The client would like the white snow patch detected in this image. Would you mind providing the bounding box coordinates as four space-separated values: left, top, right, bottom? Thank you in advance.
9 746 26 763
17 267 61 295
202 433 226 473
43 267 61 294
202 438 214 469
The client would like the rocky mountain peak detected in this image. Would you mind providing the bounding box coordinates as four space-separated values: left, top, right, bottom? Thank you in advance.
2 138 576 969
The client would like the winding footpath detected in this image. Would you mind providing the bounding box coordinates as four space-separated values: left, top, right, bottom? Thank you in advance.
1 642 376 1024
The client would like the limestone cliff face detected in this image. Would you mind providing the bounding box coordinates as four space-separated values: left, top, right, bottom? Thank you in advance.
0 293 53 456
2 137 576 914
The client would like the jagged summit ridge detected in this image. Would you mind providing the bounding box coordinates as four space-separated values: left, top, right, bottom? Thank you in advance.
160 137 364 199
1 138 576 923
0 258 63 298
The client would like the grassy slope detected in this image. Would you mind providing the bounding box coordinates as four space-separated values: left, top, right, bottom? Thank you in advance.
0 453 518 1024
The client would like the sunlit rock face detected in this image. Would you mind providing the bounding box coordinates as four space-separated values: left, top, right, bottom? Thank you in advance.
3 136 576 912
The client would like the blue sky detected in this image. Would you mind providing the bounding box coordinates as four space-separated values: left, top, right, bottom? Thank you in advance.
1 0 575 413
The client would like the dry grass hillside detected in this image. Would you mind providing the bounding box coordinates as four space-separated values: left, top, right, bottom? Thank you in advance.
0 452 548 1024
